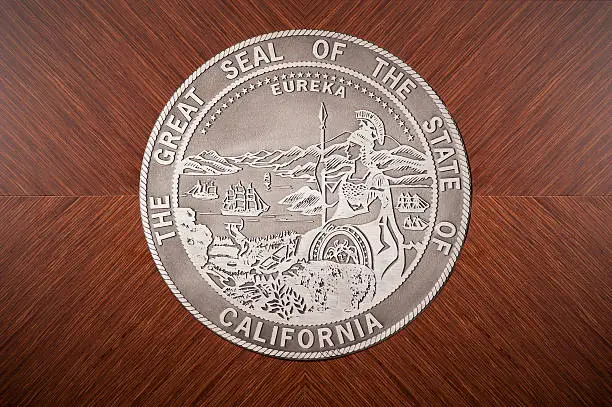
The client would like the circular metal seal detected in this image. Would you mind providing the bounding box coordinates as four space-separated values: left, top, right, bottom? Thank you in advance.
140 30 471 359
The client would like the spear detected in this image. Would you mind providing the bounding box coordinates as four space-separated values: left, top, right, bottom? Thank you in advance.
319 102 328 226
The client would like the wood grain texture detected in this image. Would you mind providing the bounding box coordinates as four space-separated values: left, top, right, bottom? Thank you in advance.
0 1 610 406
0 196 609 406
1 0 610 196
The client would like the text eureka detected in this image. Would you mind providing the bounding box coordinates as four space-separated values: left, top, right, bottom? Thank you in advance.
149 39 463 254
219 307 383 349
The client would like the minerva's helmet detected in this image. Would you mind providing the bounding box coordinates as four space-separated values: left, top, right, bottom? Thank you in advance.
347 110 386 148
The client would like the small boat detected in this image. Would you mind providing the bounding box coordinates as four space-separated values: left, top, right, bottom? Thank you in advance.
184 179 218 200
263 172 272 190
396 192 429 213
403 215 428 231
221 181 269 217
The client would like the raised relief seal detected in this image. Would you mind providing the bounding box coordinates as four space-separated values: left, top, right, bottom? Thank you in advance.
141 30 471 359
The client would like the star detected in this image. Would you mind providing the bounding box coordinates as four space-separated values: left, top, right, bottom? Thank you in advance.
297 72 303 78
216 109 222 114
281 74 287 79
322 73 328 79
382 102 388 108
368 92 374 97
394 114 400 120
361 88 367 93
273 75 279 81
398 120 405 127
265 78 271 84
235 92 241 98
314 72 320 78
205 122 211 127
403 128 410 134
249 84 255 90
290 72 295 78
346 80 352 86
210 115 216 121
330 75 336 81
222 103 228 108
228 97 234 103
201 129 207 134
256 80 263 87
241 88 247 94
354 83 359 89
338 77 345 83
375 97 381 102
388 108 393 114
305 72 312 77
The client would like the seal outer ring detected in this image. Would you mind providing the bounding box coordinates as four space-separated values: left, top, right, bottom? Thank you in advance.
140 29 472 360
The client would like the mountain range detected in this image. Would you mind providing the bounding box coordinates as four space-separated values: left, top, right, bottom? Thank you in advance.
181 142 433 184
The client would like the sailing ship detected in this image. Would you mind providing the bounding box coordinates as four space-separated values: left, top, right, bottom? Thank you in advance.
403 215 428 231
395 192 429 213
221 181 270 216
263 172 272 191
184 179 218 200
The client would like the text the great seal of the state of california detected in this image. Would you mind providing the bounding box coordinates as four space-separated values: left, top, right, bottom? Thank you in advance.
141 30 471 359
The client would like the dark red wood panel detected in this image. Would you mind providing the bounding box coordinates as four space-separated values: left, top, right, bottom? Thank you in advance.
0 1 609 196
0 196 609 406
0 1 610 406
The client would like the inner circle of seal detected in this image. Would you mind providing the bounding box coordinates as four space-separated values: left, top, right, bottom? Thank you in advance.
170 61 439 325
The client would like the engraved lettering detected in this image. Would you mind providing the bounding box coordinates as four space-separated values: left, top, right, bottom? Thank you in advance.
148 196 176 245
269 325 278 346
422 116 444 134
298 329 315 349
252 321 266 343
318 327 334 348
270 78 345 99
296 79 308 92
280 327 294 347
158 131 180 150
153 148 174 165
165 114 187 134
221 43 283 80
440 177 461 191
335 322 355 345
235 50 253 73
371 56 416 98
219 308 237 327
365 313 383 334
177 102 198 121
183 87 204 106
431 221 457 255
354 318 365 338
221 59 239 80
423 116 462 191
271 82 282 95
312 40 347 61
152 89 202 165
309 80 320 92
234 316 252 337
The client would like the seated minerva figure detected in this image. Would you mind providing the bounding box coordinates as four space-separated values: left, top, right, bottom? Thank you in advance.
297 110 407 285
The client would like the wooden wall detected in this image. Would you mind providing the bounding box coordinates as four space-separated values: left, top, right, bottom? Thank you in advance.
1 1 609 405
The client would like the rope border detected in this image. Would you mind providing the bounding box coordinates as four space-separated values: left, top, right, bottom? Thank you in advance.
140 30 472 360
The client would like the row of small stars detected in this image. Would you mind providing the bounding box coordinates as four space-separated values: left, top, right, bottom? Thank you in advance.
201 72 342 133
201 71 413 140
352 82 413 139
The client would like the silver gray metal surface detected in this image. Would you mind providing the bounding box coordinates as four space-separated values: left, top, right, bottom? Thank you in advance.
140 30 471 359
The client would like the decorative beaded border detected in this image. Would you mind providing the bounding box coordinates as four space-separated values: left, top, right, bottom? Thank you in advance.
140 30 471 359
